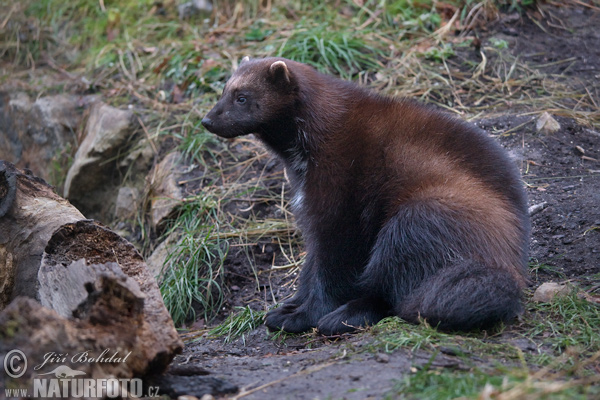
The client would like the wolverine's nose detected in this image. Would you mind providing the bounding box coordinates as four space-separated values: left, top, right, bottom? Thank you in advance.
201 117 213 131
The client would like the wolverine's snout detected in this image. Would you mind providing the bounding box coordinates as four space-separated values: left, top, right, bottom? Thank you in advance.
201 117 214 131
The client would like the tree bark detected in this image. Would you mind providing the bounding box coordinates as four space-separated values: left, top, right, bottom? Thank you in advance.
0 161 85 307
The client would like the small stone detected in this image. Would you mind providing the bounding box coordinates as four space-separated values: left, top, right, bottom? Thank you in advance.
114 187 140 219
536 112 561 134
375 353 390 363
532 282 571 303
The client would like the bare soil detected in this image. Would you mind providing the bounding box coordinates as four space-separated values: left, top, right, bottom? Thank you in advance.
158 3 600 399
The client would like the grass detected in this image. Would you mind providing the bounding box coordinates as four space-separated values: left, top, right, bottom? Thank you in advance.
366 291 600 399
368 316 520 361
207 305 265 344
159 194 229 326
372 291 579 359
386 361 600 399
3 0 593 309
202 289 600 397
524 291 600 356
388 368 512 400
365 290 600 399
276 23 384 79
529 259 567 280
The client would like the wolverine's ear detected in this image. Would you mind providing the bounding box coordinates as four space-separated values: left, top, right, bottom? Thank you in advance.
268 60 291 84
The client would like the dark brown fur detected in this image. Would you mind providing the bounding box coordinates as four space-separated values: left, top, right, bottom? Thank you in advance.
202 57 529 334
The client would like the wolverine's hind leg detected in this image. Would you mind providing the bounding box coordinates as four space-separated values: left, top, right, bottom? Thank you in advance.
397 262 523 331
317 200 526 334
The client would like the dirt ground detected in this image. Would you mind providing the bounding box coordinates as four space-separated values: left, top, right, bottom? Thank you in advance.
157 3 600 399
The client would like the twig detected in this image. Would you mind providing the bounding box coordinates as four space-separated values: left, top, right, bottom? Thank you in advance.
525 174 600 182
136 116 158 156
498 118 535 137
570 0 600 11
528 202 548 216
0 4 18 30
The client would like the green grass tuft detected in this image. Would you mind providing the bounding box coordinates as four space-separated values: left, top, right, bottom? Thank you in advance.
386 364 598 400
525 291 600 355
370 316 515 356
159 195 229 326
207 305 265 344
387 368 510 400
276 22 384 79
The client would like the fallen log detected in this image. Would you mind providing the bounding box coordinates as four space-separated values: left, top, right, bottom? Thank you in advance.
0 162 85 307
0 161 183 394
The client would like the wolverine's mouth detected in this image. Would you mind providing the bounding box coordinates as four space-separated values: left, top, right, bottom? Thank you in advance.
201 118 248 139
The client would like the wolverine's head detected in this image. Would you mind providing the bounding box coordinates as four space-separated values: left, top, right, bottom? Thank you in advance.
201 57 299 138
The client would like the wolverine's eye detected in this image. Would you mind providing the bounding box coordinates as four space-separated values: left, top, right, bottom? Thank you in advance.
236 96 247 104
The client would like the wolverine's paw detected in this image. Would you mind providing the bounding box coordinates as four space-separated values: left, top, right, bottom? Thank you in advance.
317 298 390 336
265 304 316 333
316 306 359 336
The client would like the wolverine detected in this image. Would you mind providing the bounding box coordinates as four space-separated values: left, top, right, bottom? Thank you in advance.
202 57 529 335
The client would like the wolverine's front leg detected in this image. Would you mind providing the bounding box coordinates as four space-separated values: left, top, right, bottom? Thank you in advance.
265 252 340 333
265 232 366 333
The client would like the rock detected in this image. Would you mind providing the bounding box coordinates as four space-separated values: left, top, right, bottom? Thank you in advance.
532 282 572 302
178 0 213 19
119 137 156 176
0 92 96 182
147 152 185 229
115 186 141 219
536 112 561 134
375 353 390 363
146 234 179 281
63 102 136 220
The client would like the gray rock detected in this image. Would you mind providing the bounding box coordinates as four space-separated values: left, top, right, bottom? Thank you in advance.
115 186 140 219
532 282 572 303
64 102 136 219
0 92 96 182
119 137 156 178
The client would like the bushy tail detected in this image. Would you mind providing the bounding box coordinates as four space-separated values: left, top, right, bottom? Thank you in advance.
397 262 523 331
